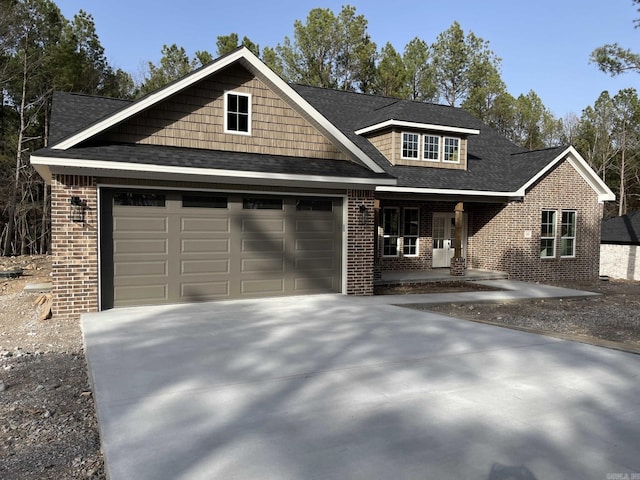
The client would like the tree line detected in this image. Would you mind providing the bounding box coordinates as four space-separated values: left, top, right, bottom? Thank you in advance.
1 0 638 255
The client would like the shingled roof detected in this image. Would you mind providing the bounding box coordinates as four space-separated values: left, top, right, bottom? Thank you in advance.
36 47 599 197
601 211 640 245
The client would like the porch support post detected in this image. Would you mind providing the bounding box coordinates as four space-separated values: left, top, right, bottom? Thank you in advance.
450 201 466 276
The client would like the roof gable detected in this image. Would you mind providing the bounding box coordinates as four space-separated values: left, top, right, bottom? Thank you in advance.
51 47 385 174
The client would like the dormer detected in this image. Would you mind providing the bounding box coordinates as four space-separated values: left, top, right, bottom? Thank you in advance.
355 120 480 171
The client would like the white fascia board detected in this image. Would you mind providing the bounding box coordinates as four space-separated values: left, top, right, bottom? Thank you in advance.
355 120 480 136
517 146 615 202
376 185 520 198
30 155 396 187
51 47 386 175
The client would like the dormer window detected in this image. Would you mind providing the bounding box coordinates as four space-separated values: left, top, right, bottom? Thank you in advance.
443 137 459 163
401 132 461 164
224 91 251 135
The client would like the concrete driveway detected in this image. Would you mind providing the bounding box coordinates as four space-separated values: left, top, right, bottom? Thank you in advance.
83 289 640 479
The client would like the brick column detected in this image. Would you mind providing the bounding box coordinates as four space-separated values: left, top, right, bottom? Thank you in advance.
450 257 466 276
346 189 375 295
50 175 99 320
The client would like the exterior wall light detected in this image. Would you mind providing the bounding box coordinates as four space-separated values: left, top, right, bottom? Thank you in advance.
359 204 368 225
70 196 86 223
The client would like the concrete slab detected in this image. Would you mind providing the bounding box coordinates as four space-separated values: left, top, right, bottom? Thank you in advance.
83 286 640 480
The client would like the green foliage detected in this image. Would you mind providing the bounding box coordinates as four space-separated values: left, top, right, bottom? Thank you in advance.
402 37 436 102
216 34 259 57
374 42 407 98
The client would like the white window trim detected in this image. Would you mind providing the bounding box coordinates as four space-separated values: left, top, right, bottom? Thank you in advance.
400 132 462 164
560 210 577 258
224 91 252 136
422 135 440 162
442 136 461 164
400 132 420 160
403 207 420 257
540 209 557 259
382 207 400 257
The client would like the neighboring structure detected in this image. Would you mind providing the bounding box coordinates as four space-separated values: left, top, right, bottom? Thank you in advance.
600 211 640 280
31 48 615 319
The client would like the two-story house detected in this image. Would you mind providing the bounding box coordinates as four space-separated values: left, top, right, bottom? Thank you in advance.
31 47 614 319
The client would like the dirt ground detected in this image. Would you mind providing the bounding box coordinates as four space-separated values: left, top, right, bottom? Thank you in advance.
1 257 638 479
0 256 104 479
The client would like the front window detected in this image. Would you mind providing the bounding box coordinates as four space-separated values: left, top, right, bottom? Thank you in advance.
403 208 419 256
225 92 251 134
383 208 400 256
401 133 419 159
443 137 460 163
561 211 576 257
540 210 556 258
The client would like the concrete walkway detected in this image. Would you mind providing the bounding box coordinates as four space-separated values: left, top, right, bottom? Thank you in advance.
83 281 640 480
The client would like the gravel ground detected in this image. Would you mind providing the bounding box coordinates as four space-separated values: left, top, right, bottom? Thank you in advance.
0 256 104 479
1 256 638 479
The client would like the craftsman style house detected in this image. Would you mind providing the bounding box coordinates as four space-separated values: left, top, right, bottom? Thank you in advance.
31 48 614 319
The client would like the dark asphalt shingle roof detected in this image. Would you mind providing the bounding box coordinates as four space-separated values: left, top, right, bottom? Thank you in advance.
41 84 567 192
601 211 640 244
37 143 388 180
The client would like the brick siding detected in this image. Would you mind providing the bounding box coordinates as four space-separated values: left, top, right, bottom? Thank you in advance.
50 175 99 320
346 189 376 295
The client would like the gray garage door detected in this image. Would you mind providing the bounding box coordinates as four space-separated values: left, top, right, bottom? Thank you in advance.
102 190 343 308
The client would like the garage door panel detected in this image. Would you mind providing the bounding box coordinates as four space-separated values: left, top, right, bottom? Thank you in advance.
181 281 230 298
115 260 167 277
181 259 229 275
114 216 168 232
114 238 168 254
241 218 285 233
294 276 336 292
295 219 336 233
294 257 335 271
241 278 285 295
115 284 168 303
241 239 285 253
295 238 335 252
181 217 229 233
181 238 230 254
241 257 285 273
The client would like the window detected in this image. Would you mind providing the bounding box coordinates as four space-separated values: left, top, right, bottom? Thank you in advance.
383 208 400 256
561 210 576 257
182 195 228 209
113 193 165 207
423 135 440 161
225 92 251 134
400 133 461 163
540 210 556 258
443 137 460 163
296 198 333 211
403 208 419 256
402 133 419 159
243 198 283 210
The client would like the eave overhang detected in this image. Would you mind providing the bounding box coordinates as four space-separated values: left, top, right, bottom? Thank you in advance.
355 120 480 136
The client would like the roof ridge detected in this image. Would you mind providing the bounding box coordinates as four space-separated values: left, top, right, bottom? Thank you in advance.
509 145 567 156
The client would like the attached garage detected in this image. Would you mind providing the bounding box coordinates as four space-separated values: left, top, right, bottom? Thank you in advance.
100 189 344 308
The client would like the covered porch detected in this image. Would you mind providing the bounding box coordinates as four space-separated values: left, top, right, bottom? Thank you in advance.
374 268 509 287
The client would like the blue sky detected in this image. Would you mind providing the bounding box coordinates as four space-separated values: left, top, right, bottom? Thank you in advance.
55 0 639 118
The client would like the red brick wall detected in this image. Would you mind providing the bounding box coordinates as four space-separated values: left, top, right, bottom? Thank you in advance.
50 175 99 319
467 159 604 282
346 189 376 295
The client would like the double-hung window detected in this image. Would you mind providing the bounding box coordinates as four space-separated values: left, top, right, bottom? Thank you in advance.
383 208 400 256
403 208 419 256
443 137 460 162
560 210 576 257
225 92 251 134
540 210 556 258
401 133 419 159
423 135 440 161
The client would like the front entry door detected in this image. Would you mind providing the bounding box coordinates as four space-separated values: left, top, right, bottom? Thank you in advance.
432 213 466 268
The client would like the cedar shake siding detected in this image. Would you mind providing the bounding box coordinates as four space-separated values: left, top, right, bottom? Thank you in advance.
96 65 350 161
467 160 603 282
